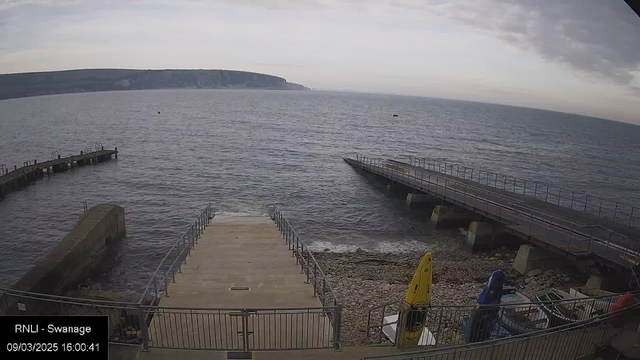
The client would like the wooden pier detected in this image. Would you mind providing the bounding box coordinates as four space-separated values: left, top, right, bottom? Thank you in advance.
0 147 118 200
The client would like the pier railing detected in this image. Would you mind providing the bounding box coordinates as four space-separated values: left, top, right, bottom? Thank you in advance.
406 155 640 229
366 291 629 349
363 302 640 360
352 155 640 269
138 204 214 306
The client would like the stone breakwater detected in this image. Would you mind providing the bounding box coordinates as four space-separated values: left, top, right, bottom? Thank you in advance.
313 248 588 346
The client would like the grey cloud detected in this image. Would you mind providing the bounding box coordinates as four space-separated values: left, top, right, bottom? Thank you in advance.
419 0 640 92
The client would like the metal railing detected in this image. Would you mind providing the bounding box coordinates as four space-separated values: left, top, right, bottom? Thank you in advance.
138 204 214 306
272 205 342 350
352 155 640 269
0 288 340 351
366 291 630 349
1 205 343 352
407 155 640 229
363 302 640 360
1 145 114 181
145 305 338 351
272 205 341 309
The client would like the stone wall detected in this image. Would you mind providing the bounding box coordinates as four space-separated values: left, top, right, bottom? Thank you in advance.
11 203 125 295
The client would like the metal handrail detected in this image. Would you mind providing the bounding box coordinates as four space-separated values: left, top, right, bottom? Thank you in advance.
272 205 342 350
353 155 640 267
408 155 639 228
363 301 640 359
0 148 116 184
0 287 140 306
272 205 340 307
138 204 214 305
1 287 342 351
365 289 636 343
143 305 340 311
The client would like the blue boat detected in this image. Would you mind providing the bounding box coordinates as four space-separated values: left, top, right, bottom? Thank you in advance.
465 270 506 343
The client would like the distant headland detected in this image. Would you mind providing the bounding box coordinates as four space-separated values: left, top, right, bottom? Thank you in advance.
0 68 309 100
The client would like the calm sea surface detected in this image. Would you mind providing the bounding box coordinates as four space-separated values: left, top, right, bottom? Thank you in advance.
1 89 639 292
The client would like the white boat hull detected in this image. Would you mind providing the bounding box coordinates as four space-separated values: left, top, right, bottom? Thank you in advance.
382 314 436 346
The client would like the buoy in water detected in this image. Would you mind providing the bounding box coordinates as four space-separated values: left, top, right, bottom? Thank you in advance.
158 111 160 114
393 114 399 117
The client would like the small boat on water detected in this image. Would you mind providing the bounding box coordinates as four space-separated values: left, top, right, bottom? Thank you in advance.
499 289 549 334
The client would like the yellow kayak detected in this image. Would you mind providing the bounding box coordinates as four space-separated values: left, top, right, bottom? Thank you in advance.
402 252 432 346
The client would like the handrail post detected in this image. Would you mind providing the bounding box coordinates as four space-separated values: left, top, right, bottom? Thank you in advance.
630 207 635 227
534 182 538 198
558 188 562 205
604 231 612 259
153 276 159 301
570 192 575 210
164 270 169 297
313 263 318 297
444 178 448 199
305 250 311 284
300 243 305 273
613 203 618 223
584 195 588 212
138 305 150 351
546 185 549 202
334 305 342 350
598 198 603 217
528 210 533 237
322 279 327 304
587 227 594 253
567 223 574 251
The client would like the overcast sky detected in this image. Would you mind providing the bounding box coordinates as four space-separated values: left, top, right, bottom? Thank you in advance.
1 0 640 124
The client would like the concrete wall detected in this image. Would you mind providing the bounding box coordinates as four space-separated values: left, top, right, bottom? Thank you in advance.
12 203 125 295
466 221 499 251
512 244 566 275
430 205 479 228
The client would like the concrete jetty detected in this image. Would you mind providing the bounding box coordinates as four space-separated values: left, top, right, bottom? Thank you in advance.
147 215 333 351
10 203 126 295
0 147 118 200
345 156 640 273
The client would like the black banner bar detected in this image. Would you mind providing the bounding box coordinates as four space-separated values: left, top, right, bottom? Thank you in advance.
1 316 108 359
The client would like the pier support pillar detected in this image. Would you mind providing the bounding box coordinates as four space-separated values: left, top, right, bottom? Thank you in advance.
52 163 68 173
405 193 438 207
430 205 474 228
512 244 566 275
465 222 500 251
